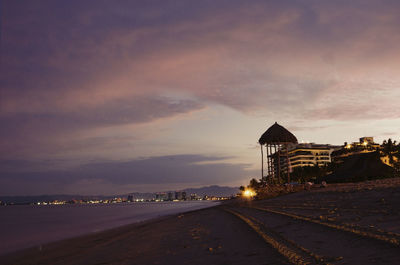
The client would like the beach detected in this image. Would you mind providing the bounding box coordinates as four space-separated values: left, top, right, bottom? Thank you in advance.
0 201 217 255
0 206 289 265
2 178 400 265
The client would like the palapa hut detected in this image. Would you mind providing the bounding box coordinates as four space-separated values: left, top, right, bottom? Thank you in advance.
259 122 298 184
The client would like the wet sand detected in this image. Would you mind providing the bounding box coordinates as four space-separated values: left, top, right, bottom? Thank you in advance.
0 206 289 265
2 178 400 265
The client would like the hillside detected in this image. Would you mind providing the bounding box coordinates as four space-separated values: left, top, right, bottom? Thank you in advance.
324 152 395 183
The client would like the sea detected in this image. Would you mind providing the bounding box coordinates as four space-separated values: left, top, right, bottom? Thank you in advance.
0 201 218 255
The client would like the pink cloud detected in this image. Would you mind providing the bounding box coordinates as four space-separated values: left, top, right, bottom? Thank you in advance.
2 0 400 166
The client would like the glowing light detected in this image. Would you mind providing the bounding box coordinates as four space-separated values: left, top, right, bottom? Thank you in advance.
243 189 256 198
345 144 352 149
363 141 368 146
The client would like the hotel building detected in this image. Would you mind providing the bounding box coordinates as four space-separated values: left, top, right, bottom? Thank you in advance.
288 143 341 169
271 143 342 175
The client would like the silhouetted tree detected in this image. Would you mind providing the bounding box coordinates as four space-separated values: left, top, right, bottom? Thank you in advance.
290 163 331 183
382 138 396 164
249 178 261 190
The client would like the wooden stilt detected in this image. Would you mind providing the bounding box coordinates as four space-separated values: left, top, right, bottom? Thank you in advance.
277 144 281 183
260 144 264 183
272 145 275 183
265 145 269 182
269 145 274 184
273 144 276 183
268 144 272 181
286 143 290 184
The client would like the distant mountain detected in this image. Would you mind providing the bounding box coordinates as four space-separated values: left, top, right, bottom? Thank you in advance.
183 185 239 197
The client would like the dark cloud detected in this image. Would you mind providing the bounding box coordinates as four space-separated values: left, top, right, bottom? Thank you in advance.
0 96 203 159
1 0 400 194
0 155 256 195
2 0 399 119
1 96 203 132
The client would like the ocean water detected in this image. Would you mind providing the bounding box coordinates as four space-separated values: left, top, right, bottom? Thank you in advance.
0 201 217 255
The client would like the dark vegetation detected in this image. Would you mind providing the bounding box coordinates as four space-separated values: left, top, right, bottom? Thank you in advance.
242 138 400 196
323 151 395 183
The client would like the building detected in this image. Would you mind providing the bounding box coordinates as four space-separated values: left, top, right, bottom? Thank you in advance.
288 143 341 169
127 195 134 202
167 192 175 201
345 137 380 150
272 143 341 174
380 155 399 167
155 193 167 201
332 136 381 162
190 193 199 200
175 191 183 200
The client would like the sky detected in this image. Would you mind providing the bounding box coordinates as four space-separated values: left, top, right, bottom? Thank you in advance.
1 0 400 195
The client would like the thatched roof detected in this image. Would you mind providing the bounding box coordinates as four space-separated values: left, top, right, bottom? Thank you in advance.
259 122 298 145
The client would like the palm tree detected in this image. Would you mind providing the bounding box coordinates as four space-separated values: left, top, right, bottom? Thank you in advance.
382 138 395 164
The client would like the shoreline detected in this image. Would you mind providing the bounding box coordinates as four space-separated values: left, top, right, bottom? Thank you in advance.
2 178 400 264
0 200 219 256
0 204 290 265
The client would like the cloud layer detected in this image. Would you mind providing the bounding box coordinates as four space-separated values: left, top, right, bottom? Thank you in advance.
3 0 400 119
0 155 255 195
1 0 400 194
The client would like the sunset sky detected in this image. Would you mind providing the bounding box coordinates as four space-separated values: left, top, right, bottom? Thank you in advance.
1 0 400 195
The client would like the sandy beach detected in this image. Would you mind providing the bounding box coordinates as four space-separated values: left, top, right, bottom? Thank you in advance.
0 206 289 265
2 178 400 265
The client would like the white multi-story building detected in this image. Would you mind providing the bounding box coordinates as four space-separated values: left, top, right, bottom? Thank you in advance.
288 143 340 169
271 143 341 174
